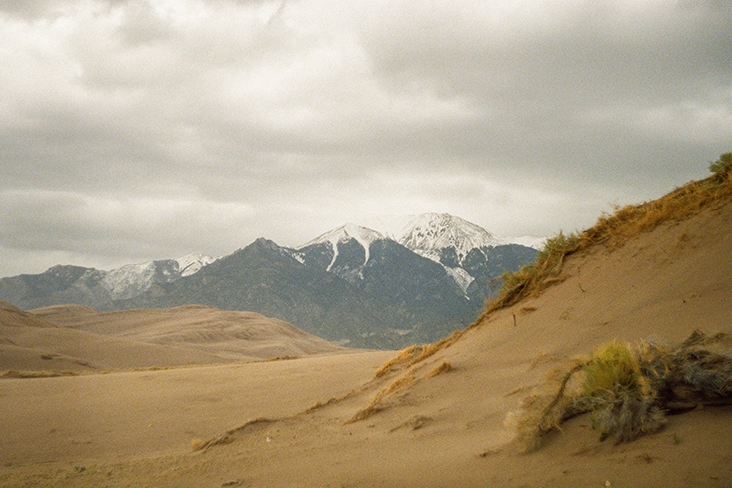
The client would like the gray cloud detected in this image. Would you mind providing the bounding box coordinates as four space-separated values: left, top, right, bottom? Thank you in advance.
1 0 730 276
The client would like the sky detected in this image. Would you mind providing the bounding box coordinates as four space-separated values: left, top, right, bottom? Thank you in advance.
1 0 731 277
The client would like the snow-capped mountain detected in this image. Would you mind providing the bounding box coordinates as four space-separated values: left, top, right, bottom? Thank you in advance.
102 260 179 301
103 254 217 300
297 213 539 300
298 224 386 271
0 213 538 349
387 213 507 262
0 253 217 309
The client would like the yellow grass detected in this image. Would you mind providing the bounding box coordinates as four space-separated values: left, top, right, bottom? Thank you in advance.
425 361 452 378
345 374 416 424
374 345 423 377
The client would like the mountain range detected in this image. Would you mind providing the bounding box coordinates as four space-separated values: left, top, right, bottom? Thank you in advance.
0 213 540 348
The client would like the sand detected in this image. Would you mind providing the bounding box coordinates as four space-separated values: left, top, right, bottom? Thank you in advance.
1 199 732 487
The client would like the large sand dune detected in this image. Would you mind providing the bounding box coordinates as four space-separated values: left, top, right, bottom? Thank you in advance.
32 304 345 361
2 189 732 487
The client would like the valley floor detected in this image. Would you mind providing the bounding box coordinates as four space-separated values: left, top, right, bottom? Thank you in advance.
2 347 731 488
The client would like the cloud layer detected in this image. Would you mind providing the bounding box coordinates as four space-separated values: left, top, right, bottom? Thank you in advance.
2 0 731 276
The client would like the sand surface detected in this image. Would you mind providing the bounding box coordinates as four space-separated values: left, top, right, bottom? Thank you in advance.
2 200 732 487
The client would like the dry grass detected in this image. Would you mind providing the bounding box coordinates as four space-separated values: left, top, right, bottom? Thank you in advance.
374 329 465 379
374 345 423 377
510 330 732 452
410 330 464 365
425 361 453 378
345 374 416 424
1 370 80 379
265 355 299 362
481 153 732 317
191 417 274 451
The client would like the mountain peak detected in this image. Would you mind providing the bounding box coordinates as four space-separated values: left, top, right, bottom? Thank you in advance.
297 223 386 251
393 213 506 261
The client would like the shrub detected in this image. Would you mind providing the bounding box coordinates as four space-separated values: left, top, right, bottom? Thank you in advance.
710 152 732 179
511 331 732 451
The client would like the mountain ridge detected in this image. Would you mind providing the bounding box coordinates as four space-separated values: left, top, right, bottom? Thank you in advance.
0 213 540 348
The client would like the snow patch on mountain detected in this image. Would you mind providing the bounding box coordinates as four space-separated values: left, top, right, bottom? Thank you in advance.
443 266 475 294
176 253 217 277
101 254 215 300
102 261 167 300
298 223 385 270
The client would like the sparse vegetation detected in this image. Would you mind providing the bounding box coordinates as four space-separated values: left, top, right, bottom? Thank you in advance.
374 345 423 377
481 232 580 315
345 374 416 424
1 370 80 379
373 329 464 378
481 152 732 317
510 331 732 452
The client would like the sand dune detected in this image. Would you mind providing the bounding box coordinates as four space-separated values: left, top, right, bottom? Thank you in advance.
0 302 228 372
32 304 344 361
2 184 732 487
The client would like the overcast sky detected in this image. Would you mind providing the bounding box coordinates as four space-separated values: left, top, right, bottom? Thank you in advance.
1 0 731 277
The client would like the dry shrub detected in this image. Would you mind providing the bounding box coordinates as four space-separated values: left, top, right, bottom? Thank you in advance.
511 331 732 452
483 152 732 317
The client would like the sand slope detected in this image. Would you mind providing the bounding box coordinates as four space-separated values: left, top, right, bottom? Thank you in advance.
1 198 731 487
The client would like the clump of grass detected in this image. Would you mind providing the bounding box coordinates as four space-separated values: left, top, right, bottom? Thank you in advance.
482 152 732 317
511 331 732 452
579 342 665 443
